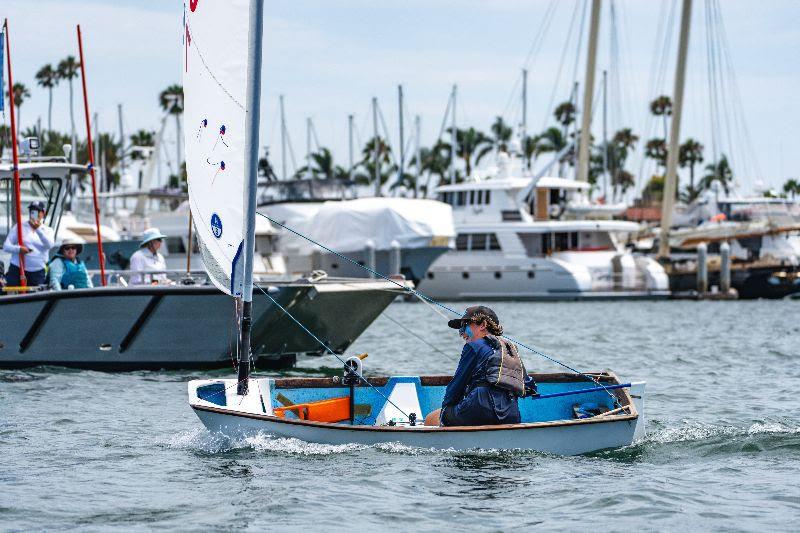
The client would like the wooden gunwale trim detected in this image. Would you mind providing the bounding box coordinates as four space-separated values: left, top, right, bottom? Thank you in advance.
191 403 637 433
272 371 617 389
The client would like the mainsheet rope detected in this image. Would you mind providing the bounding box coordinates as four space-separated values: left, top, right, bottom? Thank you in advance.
255 210 616 399
255 285 412 420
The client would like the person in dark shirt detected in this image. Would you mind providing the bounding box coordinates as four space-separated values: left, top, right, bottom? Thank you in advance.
424 306 523 427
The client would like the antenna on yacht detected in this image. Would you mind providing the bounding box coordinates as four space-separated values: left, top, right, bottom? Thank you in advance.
118 103 126 179
577 0 601 183
602 69 608 200
397 84 405 191
77 24 107 286
372 96 380 197
658 0 693 259
305 117 312 179
3 18 27 286
521 68 528 166
348 113 354 181
449 84 457 184
280 94 287 180
414 115 421 198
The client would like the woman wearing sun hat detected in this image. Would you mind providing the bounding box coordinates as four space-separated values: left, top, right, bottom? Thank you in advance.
425 306 529 427
48 237 93 290
129 228 169 285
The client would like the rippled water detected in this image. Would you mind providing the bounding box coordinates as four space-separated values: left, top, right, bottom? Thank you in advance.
2 300 799 530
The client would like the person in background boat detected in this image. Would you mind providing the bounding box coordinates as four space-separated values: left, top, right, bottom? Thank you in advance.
425 306 527 427
2 201 55 287
48 238 94 291
129 228 169 285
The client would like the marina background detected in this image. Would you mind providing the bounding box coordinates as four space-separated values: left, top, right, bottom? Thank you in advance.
1 0 798 195
3 299 798 530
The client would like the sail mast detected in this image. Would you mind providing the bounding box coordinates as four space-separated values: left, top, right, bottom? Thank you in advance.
3 19 27 286
237 0 265 395
658 0 692 259
77 25 108 286
577 0 601 182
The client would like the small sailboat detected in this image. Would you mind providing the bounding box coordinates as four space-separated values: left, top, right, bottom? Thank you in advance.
184 0 647 455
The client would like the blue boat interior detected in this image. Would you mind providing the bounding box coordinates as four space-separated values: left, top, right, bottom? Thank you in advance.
233 376 622 425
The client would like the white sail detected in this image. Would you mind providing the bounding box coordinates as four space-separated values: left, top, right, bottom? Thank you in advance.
183 0 250 296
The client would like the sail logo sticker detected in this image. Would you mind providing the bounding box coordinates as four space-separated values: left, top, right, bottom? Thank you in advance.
210 213 223 239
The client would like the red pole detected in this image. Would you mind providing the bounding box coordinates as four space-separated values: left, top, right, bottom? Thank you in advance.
3 19 26 286
76 24 107 286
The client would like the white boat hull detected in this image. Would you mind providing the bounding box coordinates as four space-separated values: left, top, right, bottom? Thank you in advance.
188 376 646 455
192 405 637 454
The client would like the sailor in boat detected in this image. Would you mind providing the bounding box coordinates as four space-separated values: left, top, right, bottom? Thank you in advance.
425 306 528 426
48 238 94 290
2 201 55 287
129 228 169 285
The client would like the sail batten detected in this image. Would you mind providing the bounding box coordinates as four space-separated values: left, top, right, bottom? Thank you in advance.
184 0 251 296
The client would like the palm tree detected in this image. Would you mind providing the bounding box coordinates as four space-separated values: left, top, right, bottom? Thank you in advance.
645 138 668 172
701 155 733 195
679 138 704 201
553 101 576 130
489 116 513 153
35 64 59 132
57 56 80 161
295 147 347 181
129 129 155 160
449 127 492 177
159 84 184 169
7 83 31 132
0 125 10 159
608 128 639 200
353 136 397 191
649 95 672 137
411 140 450 194
782 178 800 199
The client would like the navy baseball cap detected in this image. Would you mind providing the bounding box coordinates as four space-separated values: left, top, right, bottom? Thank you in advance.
447 305 500 329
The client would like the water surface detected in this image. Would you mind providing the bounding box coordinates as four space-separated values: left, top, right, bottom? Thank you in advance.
2 299 798 530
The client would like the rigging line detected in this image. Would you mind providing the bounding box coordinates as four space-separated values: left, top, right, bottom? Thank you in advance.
376 103 397 166
437 92 452 142
255 211 614 391
255 284 412 420
380 312 455 360
256 210 461 315
541 0 583 132
569 0 590 88
719 2 761 179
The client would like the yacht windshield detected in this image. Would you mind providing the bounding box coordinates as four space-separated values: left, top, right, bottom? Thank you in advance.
1 177 62 239
257 179 358 205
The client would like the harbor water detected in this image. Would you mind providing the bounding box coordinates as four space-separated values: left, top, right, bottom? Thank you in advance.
2 299 798 531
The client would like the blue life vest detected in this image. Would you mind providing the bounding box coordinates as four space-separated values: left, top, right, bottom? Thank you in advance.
53 255 91 289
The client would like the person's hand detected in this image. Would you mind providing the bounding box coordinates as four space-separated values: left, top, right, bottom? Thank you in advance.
19 246 31 254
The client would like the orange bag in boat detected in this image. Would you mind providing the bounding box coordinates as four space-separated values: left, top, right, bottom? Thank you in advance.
273 396 350 423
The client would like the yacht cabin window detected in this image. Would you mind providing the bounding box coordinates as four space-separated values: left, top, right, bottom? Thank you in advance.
455 233 502 252
439 189 491 207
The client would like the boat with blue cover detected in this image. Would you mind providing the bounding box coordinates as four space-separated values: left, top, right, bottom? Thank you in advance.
188 370 646 455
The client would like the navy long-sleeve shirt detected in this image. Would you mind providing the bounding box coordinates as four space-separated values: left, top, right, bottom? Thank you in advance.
441 337 521 426
442 338 496 407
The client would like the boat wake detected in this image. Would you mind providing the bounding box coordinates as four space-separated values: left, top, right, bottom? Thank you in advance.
163 428 366 456
597 419 800 461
